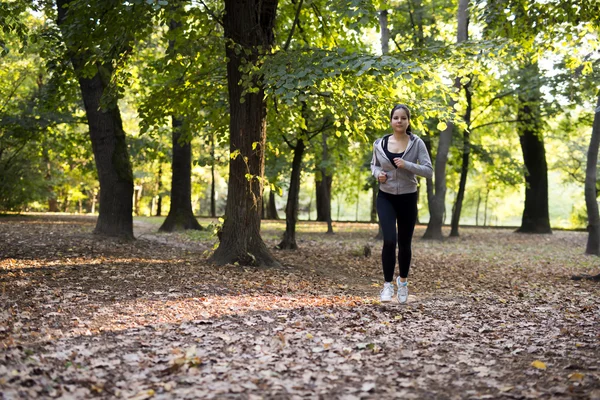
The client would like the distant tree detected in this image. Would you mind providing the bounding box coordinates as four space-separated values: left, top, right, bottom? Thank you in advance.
159 8 203 232
55 0 153 238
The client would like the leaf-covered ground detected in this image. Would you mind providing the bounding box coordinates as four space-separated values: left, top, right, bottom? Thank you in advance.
1 214 599 399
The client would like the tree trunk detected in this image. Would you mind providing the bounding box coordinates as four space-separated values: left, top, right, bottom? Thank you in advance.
57 0 133 238
475 192 480 225
159 16 202 232
423 112 453 239
316 173 333 234
450 81 472 237
316 131 333 230
91 189 97 214
423 0 469 240
211 0 279 266
156 165 163 216
585 93 600 255
43 149 59 212
516 61 552 234
278 138 305 249
210 133 216 218
159 117 202 231
134 185 142 216
266 190 279 219
370 183 377 223
484 189 489 226
378 10 389 54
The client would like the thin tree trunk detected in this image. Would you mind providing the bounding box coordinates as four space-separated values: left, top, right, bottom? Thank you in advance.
134 185 142 216
210 133 216 218
371 184 377 223
211 0 279 266
159 117 202 231
266 190 279 219
355 176 360 222
423 0 469 240
484 189 489 226
585 93 600 255
43 148 59 212
279 138 305 249
450 82 473 237
57 0 133 238
378 10 389 54
91 189 97 214
516 61 552 234
156 165 162 216
475 192 480 225
315 132 333 229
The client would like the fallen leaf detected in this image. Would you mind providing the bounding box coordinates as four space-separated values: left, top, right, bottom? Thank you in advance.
531 360 547 370
568 372 584 381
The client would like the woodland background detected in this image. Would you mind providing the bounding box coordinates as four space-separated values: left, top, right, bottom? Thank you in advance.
0 0 598 263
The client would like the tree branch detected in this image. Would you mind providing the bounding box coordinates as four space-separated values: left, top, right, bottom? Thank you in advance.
283 0 303 51
196 0 224 27
281 134 296 150
0 74 28 114
470 119 521 132
470 89 517 126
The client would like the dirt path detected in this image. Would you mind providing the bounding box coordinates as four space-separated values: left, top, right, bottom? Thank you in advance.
1 215 599 399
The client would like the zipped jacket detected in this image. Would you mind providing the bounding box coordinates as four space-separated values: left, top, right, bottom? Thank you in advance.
370 133 433 195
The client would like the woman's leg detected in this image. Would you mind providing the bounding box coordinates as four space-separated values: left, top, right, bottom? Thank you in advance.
396 192 418 279
377 191 397 282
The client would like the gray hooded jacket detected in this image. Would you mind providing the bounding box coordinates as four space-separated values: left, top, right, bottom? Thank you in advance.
370 133 433 195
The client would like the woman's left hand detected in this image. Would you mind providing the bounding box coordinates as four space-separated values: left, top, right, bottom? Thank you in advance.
393 158 405 168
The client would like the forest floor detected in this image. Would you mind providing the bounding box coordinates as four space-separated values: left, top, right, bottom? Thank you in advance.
1 214 599 399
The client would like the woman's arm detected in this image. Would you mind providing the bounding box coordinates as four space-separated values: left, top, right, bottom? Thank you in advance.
401 139 433 179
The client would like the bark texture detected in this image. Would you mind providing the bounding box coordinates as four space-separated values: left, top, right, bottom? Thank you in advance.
423 0 469 240
159 117 202 232
266 191 280 220
585 93 600 255
315 132 333 233
450 82 472 237
57 0 133 239
516 62 552 234
211 0 279 266
159 16 202 232
278 139 305 249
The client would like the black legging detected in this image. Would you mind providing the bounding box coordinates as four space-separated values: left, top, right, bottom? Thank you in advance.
377 190 418 281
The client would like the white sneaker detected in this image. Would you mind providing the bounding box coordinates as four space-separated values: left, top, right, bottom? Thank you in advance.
396 277 408 303
380 282 394 302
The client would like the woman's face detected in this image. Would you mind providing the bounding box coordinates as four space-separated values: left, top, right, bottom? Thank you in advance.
391 108 409 132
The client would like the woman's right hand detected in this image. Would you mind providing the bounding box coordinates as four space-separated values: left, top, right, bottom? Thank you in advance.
378 171 387 183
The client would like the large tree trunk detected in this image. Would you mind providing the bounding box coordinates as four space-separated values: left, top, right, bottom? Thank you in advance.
516 61 552 234
159 117 202 231
211 0 279 266
450 81 472 237
278 138 306 249
585 93 600 255
57 0 133 239
423 0 469 240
